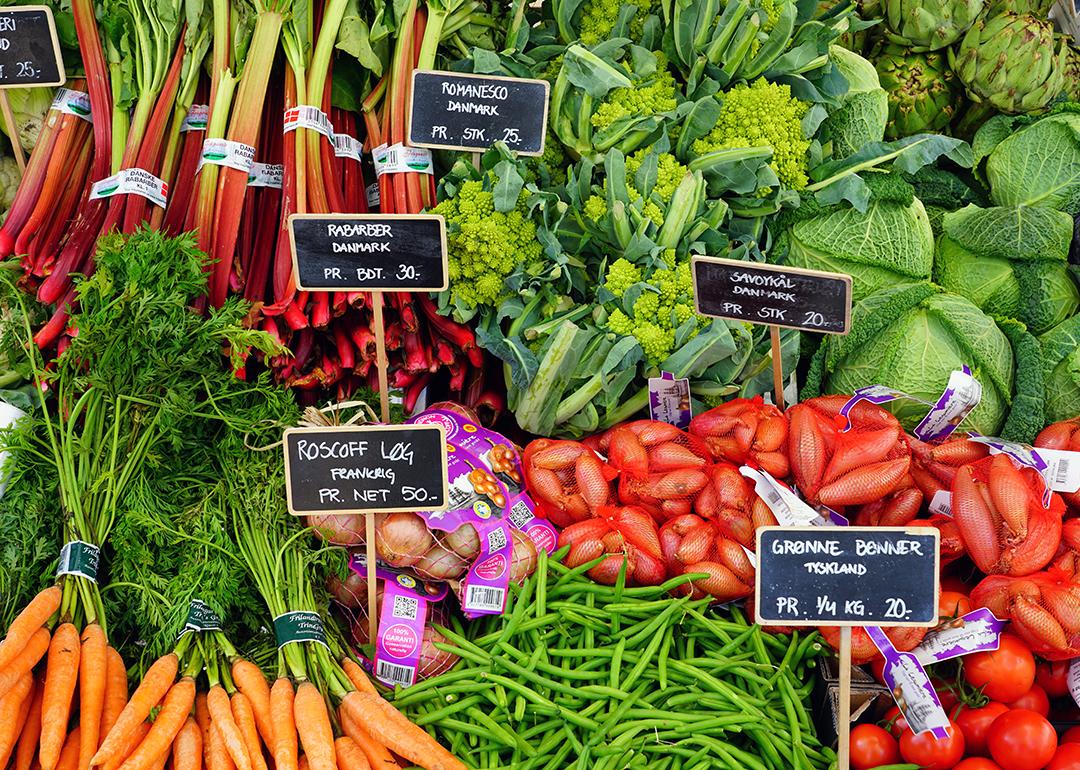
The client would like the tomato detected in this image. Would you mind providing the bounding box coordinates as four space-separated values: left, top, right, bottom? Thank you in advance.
883 705 910 739
934 681 960 713
986 709 1058 770
964 634 1037 703
1046 743 1080 770
1037 661 1071 699
939 590 971 619
954 701 1010 757
850 723 901 770
941 574 973 594
870 657 887 686
1006 684 1050 717
899 721 966 769
954 760 1003 770
1062 726 1080 744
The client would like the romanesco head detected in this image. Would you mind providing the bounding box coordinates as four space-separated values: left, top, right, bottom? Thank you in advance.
577 0 658 46
633 321 675 363
591 56 678 132
585 194 608 223
604 258 642 297
606 308 635 336
690 78 810 191
632 290 660 320
625 151 689 204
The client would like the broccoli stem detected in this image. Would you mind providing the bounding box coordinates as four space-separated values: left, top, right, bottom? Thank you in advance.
555 372 605 425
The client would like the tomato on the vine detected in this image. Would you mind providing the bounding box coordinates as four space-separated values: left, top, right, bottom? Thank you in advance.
954 701 1009 757
1062 726 1080 744
899 721 966 769
1036 661 1070 699
1046 742 1080 770
964 634 1036 703
939 590 971 619
1006 684 1050 717
986 708 1058 770
883 705 910 739
850 723 900 770
954 759 1003 770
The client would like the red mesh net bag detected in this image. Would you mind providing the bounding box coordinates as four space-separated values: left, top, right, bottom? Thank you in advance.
658 514 755 602
693 462 776 548
522 439 618 529
909 436 989 501
907 515 966 566
688 396 790 478
818 626 927 665
558 505 667 585
971 569 1080 660
952 454 1064 576
1036 418 1080 512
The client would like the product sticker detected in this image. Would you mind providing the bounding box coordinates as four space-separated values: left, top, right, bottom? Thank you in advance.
180 599 223 635
740 466 823 526
197 138 256 174
968 434 1052 506
812 506 849 527
648 371 692 430
374 576 430 688
372 143 434 176
180 104 210 132
89 168 168 208
366 182 380 208
248 162 283 189
913 367 982 442
1069 658 1080 709
912 608 1005 666
867 626 950 738
461 517 512 618
1032 447 1080 494
273 611 329 649
56 540 100 582
50 88 92 122
283 105 334 140
333 133 364 162
929 490 952 516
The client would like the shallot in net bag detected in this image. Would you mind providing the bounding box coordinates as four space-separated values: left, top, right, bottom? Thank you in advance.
659 513 755 602
689 396 790 478
558 504 667 585
971 568 1080 659
1035 418 1080 512
522 439 618 528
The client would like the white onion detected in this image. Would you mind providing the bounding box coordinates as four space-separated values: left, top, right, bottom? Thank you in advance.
413 544 469 581
307 514 366 546
327 569 367 609
509 528 538 586
375 512 433 567
444 523 481 561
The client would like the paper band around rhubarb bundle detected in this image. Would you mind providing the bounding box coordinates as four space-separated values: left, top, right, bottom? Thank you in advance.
89 168 168 208
180 105 209 132
50 88 92 122
372 144 434 176
248 163 283 189
56 540 100 582
273 610 329 649
197 138 256 174
283 105 334 140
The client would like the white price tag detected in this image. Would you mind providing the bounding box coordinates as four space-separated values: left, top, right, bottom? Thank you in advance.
283 105 334 140
739 466 820 526
333 133 363 162
180 104 209 132
372 143 434 176
248 162 283 189
929 490 952 516
1034 448 1080 494
197 138 256 174
89 168 168 208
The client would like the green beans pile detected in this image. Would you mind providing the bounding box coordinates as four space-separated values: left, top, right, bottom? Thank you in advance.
394 549 836 770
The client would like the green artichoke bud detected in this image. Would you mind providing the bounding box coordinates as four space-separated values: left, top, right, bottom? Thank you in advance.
950 12 1067 114
1062 39 1080 101
875 45 960 138
984 0 1053 16
883 0 983 50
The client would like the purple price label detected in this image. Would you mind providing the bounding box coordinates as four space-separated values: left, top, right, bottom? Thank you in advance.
648 372 692 430
374 579 428 688
460 518 512 618
912 609 1005 666
867 626 950 739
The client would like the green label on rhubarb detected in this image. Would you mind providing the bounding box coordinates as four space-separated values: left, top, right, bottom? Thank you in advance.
273 611 329 649
50 88 92 122
56 541 100 583
180 599 223 635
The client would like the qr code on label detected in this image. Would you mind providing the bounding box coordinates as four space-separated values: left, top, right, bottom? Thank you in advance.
392 595 418 620
509 501 532 529
376 659 415 687
487 527 508 552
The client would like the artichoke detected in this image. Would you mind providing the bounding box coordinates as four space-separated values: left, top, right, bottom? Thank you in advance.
1063 39 1080 101
883 0 983 51
985 0 1054 15
875 45 960 138
950 12 1067 113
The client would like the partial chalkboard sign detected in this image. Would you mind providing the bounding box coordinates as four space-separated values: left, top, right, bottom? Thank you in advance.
289 214 448 292
692 256 852 334
0 6 65 88
408 70 549 156
283 425 449 515
755 526 939 627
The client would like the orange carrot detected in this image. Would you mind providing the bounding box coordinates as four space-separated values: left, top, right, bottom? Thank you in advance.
194 694 211 770
341 692 465 770
15 677 45 770
147 748 169 770
292 684 335 770
338 661 376 697
338 706 397 770
0 587 62 671
101 722 150 770
40 623 81 770
230 692 267 770
332 739 370 770
92 654 178 768
231 662 272 748
0 672 35 766
0 627 50 697
99 647 128 754
116 678 196 770
12 676 37 748
269 679 296 770
206 686 251 770
172 718 202 770
79 625 108 770
206 722 235 770
56 728 82 770
297 757 309 770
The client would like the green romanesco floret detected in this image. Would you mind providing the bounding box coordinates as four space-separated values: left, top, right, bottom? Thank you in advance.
592 55 678 132
585 194 608 223
748 0 784 58
577 0 658 46
632 290 660 319
625 151 689 203
691 78 810 190
435 180 542 311
634 321 676 362
604 258 643 297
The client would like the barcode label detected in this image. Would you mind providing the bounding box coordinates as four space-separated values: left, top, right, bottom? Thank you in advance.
376 659 416 688
508 500 533 529
372 143 434 176
1033 448 1080 493
465 585 505 613
487 527 508 552
392 595 418 620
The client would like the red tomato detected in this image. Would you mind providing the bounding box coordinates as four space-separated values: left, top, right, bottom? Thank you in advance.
964 634 1037 703
1037 661 1071 699
941 574 973 594
1006 684 1050 717
1062 726 1080 744
954 760 1003 770
954 701 1010 757
939 590 971 619
850 723 901 770
883 705 910 739
1046 743 1080 770
987 709 1058 770
870 657 887 686
900 721 966 769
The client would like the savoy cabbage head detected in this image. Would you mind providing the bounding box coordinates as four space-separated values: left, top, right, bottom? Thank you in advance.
820 46 889 160
1041 314 1080 424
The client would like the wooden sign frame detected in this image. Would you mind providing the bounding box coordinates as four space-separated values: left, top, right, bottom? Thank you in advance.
0 5 66 88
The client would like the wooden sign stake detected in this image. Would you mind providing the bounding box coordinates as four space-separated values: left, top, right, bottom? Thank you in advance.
0 92 25 172
365 515 378 645
838 626 852 770
769 324 785 411
371 291 391 423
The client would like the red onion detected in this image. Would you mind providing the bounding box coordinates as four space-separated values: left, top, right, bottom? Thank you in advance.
413 544 469 581
444 523 481 561
374 512 433 567
509 528 538 586
307 514 365 546
327 569 367 609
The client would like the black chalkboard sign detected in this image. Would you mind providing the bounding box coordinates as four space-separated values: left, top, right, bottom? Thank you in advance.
283 425 449 515
0 6 65 88
408 70 549 156
755 526 939 627
288 214 448 291
692 256 852 334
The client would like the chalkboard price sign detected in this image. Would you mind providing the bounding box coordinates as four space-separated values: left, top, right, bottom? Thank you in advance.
288 214 448 292
283 425 449 515
0 6 65 88
408 70 549 156
755 526 939 627
692 256 852 334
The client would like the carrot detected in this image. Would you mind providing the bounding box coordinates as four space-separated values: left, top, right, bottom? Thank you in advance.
231 662 272 748
292 683 335 770
172 718 202 770
0 587 62 671
101 722 150 770
116 678 196 770
147 748 169 770
79 624 108 770
40 623 82 770
337 706 397 770
15 677 45 770
206 722 235 770
268 679 296 770
340 692 465 770
56 728 82 770
230 692 267 770
194 694 210 770
92 654 178 768
332 739 370 770
298 757 309 770
206 686 251 770
99 647 128 752
0 627 50 697
0 673 35 766
338 661 376 697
